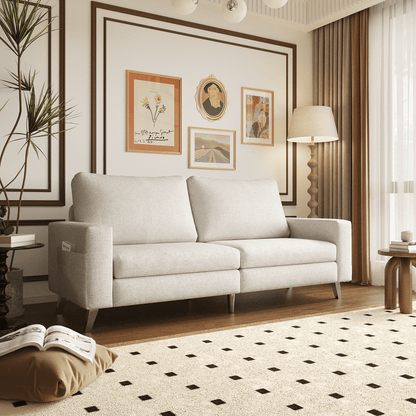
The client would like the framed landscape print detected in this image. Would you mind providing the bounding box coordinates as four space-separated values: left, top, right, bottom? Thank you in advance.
195 75 228 122
241 87 274 146
126 70 181 154
188 127 236 170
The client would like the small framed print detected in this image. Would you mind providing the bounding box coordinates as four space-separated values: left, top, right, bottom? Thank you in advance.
188 127 236 171
195 75 228 122
241 87 274 146
126 70 181 154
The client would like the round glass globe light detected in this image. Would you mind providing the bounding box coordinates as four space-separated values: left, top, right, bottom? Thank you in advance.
263 0 288 8
172 0 199 15
222 0 247 23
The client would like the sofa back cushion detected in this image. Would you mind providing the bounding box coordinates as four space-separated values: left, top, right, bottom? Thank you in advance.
187 176 289 242
72 173 197 245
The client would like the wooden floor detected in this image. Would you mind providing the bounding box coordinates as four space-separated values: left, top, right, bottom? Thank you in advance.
20 283 405 347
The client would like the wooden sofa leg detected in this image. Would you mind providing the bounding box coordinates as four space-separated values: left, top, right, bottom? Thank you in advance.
332 283 342 299
56 296 67 315
85 309 99 333
228 294 235 313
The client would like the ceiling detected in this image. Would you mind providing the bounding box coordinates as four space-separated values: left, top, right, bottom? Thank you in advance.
206 0 385 31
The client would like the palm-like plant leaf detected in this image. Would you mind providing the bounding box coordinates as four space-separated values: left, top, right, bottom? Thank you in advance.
3 69 35 91
0 0 50 56
23 84 76 140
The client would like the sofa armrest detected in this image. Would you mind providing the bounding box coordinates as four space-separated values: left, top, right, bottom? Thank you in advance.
286 218 352 283
48 221 113 310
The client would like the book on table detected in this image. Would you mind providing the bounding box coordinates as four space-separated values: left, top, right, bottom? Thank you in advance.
390 240 416 246
0 234 36 247
389 242 416 252
0 324 96 363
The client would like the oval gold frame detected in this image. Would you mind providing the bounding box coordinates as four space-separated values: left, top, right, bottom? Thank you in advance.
195 75 228 122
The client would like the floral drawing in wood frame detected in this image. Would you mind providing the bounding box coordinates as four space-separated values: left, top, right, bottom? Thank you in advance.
188 127 236 170
126 70 181 154
241 87 274 146
195 75 228 122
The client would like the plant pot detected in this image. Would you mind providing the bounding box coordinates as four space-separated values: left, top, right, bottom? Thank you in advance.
5 268 25 318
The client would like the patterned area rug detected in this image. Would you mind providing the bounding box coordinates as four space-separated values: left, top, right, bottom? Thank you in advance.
1 304 416 415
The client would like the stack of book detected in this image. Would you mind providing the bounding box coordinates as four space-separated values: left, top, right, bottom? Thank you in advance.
0 234 36 248
389 240 416 252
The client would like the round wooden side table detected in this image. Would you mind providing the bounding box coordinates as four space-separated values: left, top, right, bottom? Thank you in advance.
378 249 416 314
0 243 44 336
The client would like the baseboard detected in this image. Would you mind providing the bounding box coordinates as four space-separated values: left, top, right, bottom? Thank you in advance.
23 281 58 305
24 275 48 283
24 294 58 305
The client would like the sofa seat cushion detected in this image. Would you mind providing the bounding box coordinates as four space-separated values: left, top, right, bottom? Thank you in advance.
210 238 336 269
113 242 240 279
187 176 289 242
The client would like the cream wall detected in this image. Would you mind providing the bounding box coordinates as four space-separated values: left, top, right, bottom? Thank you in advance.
18 0 313 303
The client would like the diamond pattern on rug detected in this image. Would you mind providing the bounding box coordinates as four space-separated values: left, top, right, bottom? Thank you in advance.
2 305 416 415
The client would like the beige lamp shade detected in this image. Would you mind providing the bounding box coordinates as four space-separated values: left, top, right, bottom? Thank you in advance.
287 106 338 143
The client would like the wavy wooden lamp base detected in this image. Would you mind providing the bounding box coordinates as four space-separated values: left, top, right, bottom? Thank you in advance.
307 142 318 218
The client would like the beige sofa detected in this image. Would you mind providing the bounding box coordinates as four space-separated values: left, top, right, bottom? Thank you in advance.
48 173 352 332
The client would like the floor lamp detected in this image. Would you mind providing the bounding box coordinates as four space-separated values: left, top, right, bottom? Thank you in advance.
287 106 338 218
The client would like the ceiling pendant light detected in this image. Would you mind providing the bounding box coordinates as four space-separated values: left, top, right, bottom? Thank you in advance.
263 0 289 8
171 0 199 16
222 0 247 23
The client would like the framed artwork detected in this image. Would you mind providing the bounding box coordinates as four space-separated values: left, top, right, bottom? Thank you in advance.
195 75 228 122
241 87 274 146
126 70 181 154
188 127 236 170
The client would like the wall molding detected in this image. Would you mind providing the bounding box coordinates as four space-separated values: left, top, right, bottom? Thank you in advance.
91 1 298 204
2 0 66 207
9 219 65 226
23 275 48 283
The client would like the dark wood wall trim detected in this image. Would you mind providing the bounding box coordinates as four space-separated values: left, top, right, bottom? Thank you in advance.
9 219 65 226
6 0 66 207
91 1 297 205
91 2 98 174
59 0 66 206
24 275 48 283
7 3 52 194
91 2 297 50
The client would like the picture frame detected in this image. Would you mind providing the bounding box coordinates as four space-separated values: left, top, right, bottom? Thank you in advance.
241 87 274 146
188 127 236 170
126 70 181 154
195 75 228 122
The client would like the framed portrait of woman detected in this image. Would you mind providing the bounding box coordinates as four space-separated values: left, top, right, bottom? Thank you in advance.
195 75 228 121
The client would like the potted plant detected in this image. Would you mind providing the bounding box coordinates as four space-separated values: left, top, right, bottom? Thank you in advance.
0 0 75 316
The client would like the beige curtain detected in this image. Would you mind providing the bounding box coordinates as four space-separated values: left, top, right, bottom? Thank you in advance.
313 10 370 285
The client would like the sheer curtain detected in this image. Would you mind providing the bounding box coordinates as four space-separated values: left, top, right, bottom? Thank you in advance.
369 0 416 287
